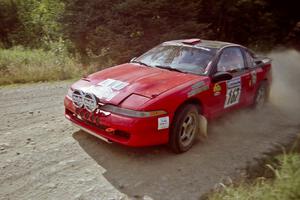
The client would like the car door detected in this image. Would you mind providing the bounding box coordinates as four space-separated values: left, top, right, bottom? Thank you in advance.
242 48 263 105
210 47 250 116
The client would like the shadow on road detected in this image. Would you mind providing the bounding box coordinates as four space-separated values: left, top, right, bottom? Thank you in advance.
72 106 299 200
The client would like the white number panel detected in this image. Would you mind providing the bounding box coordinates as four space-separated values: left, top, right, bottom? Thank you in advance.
224 77 242 108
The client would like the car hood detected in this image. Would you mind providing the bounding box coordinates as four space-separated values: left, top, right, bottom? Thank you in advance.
72 63 205 105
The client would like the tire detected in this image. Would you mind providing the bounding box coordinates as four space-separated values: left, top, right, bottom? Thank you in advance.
169 104 200 153
253 81 269 109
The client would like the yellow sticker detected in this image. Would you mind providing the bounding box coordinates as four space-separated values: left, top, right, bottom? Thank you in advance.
213 84 221 93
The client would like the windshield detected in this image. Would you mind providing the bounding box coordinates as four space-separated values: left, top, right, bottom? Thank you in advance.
134 44 215 75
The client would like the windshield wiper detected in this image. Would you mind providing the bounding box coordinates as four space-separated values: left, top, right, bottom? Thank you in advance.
131 60 150 67
154 65 186 73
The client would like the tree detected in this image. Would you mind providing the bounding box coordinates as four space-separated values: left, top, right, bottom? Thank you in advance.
0 0 21 47
197 0 300 49
0 0 64 48
62 0 210 65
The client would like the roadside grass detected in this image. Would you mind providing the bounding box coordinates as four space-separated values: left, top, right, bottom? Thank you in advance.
209 152 300 200
0 47 87 85
0 79 76 89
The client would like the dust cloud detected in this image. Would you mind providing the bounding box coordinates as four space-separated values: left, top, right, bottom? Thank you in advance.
209 49 300 147
268 49 300 119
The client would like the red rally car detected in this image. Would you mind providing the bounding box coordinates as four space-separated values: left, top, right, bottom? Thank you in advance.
64 39 272 153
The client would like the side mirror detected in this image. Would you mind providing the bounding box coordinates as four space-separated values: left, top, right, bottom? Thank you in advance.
212 71 233 83
130 57 137 63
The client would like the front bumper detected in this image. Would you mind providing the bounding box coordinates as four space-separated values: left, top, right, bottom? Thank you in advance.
64 96 169 147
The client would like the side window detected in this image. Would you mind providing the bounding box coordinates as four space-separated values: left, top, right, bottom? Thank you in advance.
217 48 245 72
245 50 255 68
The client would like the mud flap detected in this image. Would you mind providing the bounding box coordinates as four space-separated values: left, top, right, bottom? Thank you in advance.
198 114 208 139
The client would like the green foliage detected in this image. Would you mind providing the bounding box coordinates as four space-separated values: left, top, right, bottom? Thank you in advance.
0 46 81 85
0 0 64 48
209 153 300 200
0 0 21 47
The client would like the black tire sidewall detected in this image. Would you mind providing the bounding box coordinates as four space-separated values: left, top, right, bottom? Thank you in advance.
253 81 269 108
169 104 200 153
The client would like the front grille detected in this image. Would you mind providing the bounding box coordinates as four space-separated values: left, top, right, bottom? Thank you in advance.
66 108 130 140
76 108 100 126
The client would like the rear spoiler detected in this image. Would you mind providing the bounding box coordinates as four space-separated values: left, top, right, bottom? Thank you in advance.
254 56 272 67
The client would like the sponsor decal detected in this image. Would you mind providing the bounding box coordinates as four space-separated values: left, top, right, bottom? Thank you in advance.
191 81 205 89
97 78 129 90
158 116 169 130
224 77 241 108
86 86 119 101
80 79 129 101
75 108 111 126
75 108 98 125
188 82 209 98
213 83 222 96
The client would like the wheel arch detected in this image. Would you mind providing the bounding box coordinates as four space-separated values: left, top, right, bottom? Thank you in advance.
171 97 208 138
174 98 203 116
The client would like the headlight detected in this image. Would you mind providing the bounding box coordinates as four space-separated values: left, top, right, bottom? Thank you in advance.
101 104 167 118
67 88 73 98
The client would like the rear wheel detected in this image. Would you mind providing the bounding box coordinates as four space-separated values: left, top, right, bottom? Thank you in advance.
253 82 269 109
169 104 200 153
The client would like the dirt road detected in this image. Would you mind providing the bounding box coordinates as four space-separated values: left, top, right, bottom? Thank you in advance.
0 50 300 200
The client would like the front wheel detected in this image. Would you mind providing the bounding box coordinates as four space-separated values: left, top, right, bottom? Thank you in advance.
169 104 200 153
